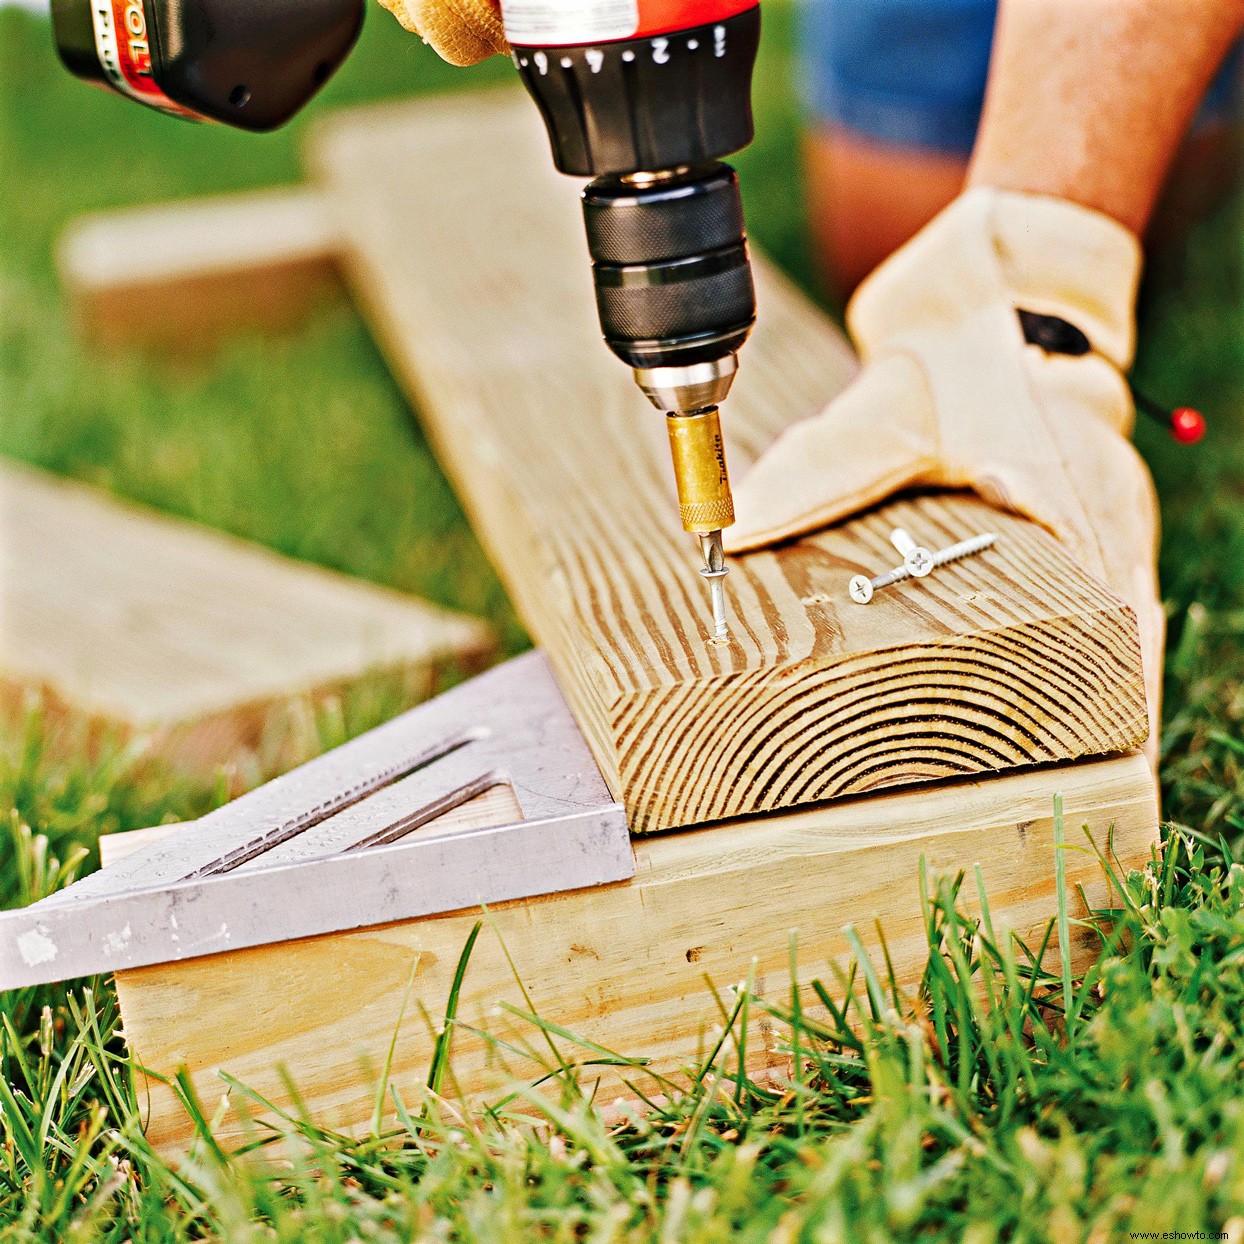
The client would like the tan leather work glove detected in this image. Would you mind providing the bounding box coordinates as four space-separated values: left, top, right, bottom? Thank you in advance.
375 0 506 65
726 187 1164 747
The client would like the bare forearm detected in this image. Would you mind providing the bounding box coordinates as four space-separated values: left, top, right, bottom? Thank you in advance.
969 0 1244 232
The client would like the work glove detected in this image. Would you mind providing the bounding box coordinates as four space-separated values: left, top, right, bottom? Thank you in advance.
726 187 1164 747
375 0 506 65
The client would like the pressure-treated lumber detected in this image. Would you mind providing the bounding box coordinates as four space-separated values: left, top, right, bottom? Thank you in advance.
308 93 1148 833
0 460 492 773
108 750 1157 1156
58 188 341 353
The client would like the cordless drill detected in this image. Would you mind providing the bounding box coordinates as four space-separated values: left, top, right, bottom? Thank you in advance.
50 0 761 637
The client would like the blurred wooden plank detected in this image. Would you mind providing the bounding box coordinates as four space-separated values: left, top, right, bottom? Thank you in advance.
108 750 1157 1156
309 93 1147 833
0 459 494 774
58 188 342 354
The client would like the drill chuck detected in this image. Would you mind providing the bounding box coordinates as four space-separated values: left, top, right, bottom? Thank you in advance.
583 164 756 372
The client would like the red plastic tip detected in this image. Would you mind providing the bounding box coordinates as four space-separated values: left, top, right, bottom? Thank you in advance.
1170 406 1207 445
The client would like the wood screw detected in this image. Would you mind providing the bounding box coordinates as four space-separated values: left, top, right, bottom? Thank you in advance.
849 532 998 605
890 527 934 577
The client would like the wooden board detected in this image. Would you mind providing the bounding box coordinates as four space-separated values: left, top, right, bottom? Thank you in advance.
0 460 493 774
307 93 1148 834
108 750 1157 1156
58 188 342 354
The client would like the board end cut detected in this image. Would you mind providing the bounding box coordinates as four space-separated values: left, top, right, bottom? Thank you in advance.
596 492 1147 831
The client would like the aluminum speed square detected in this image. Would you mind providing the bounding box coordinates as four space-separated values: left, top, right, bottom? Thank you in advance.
0 651 632 990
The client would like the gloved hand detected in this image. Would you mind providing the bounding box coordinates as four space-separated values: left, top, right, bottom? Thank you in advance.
725 187 1164 745
375 0 506 66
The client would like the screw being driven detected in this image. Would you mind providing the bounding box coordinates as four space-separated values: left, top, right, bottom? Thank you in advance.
698 530 730 641
848 532 998 605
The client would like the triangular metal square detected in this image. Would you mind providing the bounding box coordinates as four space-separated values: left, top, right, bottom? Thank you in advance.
0 652 631 989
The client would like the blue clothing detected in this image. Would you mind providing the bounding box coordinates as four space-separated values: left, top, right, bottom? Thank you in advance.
799 0 1242 155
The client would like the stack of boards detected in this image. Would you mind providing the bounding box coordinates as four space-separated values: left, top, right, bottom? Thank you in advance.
55 91 1157 1155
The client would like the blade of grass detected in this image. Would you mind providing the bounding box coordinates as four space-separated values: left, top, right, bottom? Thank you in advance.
1053 794 1075 1035
427 920 482 1099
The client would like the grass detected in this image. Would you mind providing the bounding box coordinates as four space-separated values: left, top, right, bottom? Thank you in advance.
1 2 1243 1238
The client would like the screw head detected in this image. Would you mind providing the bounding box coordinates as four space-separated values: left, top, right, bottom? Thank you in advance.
848 575 874 605
905 547 934 577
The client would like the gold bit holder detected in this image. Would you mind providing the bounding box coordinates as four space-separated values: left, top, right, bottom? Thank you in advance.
666 407 736 535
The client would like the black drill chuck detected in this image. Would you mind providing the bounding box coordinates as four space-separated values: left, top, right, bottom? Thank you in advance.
583 164 755 371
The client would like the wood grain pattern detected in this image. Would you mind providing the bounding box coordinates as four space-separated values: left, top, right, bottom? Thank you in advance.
0 460 493 774
109 751 1157 1156
308 92 1147 833
58 188 341 354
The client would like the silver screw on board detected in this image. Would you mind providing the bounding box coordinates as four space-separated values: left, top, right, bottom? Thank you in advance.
849 532 998 605
889 527 935 577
